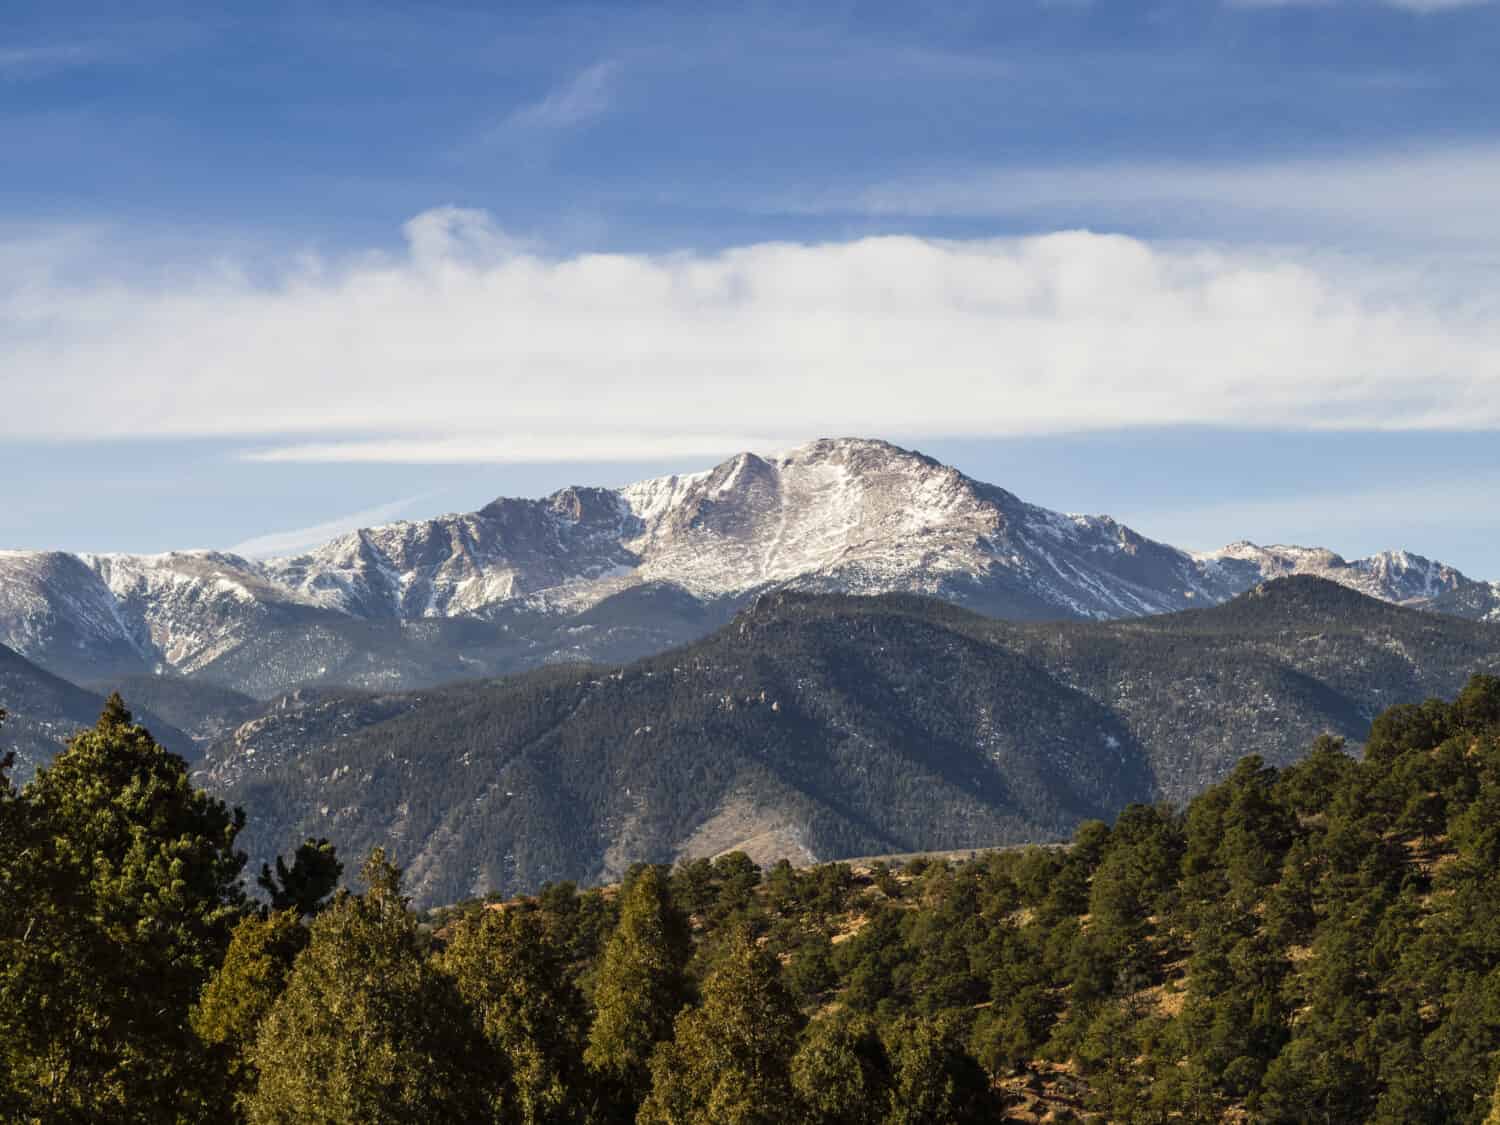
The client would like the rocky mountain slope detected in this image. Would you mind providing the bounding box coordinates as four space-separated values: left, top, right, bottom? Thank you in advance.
2 439 1492 697
1193 542 1476 606
1428 580 1500 623
198 577 1500 907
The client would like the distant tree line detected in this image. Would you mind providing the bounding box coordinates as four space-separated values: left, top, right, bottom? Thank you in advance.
6 677 1500 1121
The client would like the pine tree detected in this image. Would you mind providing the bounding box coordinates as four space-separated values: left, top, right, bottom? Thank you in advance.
670 858 717 917
583 865 691 1114
709 851 762 921
192 908 308 1117
245 850 494 1124
439 906 590 1124
0 695 246 1121
0 706 21 1121
881 1016 997 1125
0 706 18 890
257 837 342 917
791 1013 891 1125
637 926 802 1125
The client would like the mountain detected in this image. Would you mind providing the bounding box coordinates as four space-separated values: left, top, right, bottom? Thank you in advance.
1 439 1492 698
198 577 1500 907
0 551 151 682
1427 580 1500 623
1193 541 1476 605
84 673 264 745
198 596 1155 907
0 641 193 780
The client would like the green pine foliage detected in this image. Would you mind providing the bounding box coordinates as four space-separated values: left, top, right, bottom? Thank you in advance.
192 908 308 1116
637 926 803 1125
0 695 246 1121
257 837 343 917
244 850 495 1124
438 905 591 1124
10 676 1500 1120
584 865 693 1117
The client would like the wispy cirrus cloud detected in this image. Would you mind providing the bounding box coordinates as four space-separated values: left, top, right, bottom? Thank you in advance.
798 143 1500 251
228 494 434 557
243 432 794 465
458 61 621 163
0 42 112 80
501 61 620 133
0 17 211 81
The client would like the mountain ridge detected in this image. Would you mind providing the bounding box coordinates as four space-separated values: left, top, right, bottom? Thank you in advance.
2 438 1494 695
200 576 1500 907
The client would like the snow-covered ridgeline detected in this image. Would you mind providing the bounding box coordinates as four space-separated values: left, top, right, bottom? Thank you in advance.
0 438 1493 678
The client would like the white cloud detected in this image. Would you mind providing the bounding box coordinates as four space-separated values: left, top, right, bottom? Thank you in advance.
227 494 432 557
401 206 532 268
822 144 1500 249
502 61 619 132
2 208 1499 461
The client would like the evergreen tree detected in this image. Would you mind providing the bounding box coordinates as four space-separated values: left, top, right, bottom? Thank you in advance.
785 930 838 1003
0 707 21 1121
637 927 802 1125
709 851 763 922
192 908 308 1117
880 1016 995 1125
0 695 246 1122
791 1013 891 1125
583 865 691 1114
257 837 343 917
439 906 590 1124
670 858 717 917
245 849 493 1124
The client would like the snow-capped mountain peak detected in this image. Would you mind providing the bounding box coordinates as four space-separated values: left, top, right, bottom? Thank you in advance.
1194 541 1470 606
1 437 1494 688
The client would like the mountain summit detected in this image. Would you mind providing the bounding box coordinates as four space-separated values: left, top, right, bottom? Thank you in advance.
1 438 1495 693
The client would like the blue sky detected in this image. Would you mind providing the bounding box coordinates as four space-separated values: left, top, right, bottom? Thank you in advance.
3 1 1500 575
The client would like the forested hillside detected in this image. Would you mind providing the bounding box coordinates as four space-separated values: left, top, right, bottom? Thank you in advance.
0 640 192 779
204 578 1500 906
8 677 1500 1121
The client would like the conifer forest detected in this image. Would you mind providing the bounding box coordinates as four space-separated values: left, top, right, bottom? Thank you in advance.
7 677 1500 1122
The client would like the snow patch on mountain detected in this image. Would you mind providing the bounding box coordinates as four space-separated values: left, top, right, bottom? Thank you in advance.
1195 542 1470 606
0 550 146 674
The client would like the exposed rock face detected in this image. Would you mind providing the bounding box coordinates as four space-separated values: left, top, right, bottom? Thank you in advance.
1 438 1492 692
1428 581 1500 624
85 551 332 674
618 440 1231 617
272 487 639 618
